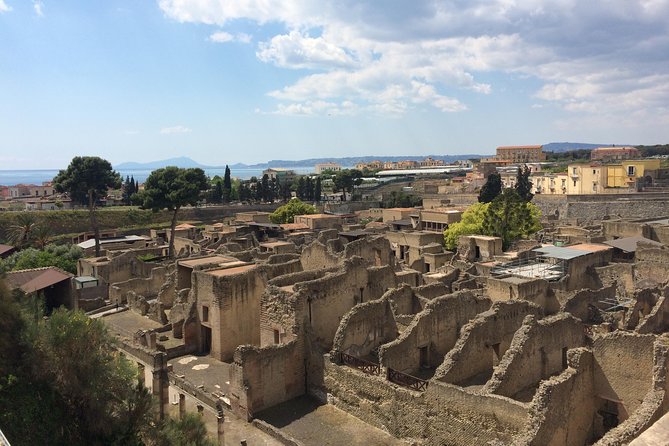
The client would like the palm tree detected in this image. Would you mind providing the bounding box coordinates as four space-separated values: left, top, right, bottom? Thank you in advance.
8 213 37 249
32 225 53 249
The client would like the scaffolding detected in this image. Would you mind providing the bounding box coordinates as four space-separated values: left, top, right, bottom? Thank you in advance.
491 255 567 281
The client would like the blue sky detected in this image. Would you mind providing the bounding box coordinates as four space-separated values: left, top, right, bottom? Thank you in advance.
1 0 668 169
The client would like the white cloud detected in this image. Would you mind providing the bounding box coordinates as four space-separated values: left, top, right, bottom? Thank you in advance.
208 31 252 44
160 125 192 134
33 1 43 17
0 0 11 13
159 0 669 120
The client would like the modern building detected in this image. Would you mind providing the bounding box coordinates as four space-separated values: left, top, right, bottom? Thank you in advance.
566 164 606 194
606 160 661 188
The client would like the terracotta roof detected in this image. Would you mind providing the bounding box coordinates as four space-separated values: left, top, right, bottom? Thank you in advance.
297 213 342 219
5 267 73 294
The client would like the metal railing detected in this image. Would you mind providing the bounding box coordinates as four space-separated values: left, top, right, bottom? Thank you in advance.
339 352 380 375
387 368 429 392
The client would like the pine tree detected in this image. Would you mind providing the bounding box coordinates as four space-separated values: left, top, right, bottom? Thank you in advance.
315 177 322 202
515 164 534 202
223 165 232 203
478 172 502 203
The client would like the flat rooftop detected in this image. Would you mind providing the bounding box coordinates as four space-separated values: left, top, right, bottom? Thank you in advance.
178 255 238 268
206 264 257 277
259 241 294 248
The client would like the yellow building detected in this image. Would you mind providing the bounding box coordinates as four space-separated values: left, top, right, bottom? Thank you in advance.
566 164 605 194
606 160 661 188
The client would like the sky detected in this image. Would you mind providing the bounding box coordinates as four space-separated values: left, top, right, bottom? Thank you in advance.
0 0 668 169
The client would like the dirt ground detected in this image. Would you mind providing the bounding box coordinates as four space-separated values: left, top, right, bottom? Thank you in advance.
258 396 407 446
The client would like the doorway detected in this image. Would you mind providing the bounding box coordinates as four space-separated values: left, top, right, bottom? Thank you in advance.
201 326 212 355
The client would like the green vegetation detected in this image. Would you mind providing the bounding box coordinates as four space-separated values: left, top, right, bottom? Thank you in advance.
0 244 84 274
269 198 317 224
444 190 541 250
478 172 502 203
483 189 542 250
444 203 489 250
332 169 363 201
53 156 122 257
545 149 591 162
515 165 533 202
382 191 422 208
137 167 210 258
0 279 213 446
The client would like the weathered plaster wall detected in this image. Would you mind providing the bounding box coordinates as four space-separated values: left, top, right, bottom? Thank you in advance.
323 359 528 445
331 297 399 358
435 301 542 385
109 266 168 304
485 313 585 400
380 291 491 375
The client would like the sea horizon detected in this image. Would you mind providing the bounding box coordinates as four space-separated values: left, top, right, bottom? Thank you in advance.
0 166 328 187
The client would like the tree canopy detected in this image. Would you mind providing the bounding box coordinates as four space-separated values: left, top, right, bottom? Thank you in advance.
515 164 534 202
482 189 542 249
443 203 489 250
269 198 317 224
444 190 542 250
53 156 121 256
0 244 84 274
333 169 363 201
139 167 209 257
478 172 502 203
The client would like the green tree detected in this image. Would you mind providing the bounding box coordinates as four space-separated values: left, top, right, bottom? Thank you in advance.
7 213 37 248
53 156 122 256
443 202 490 250
138 167 209 258
0 244 84 274
269 198 317 224
334 169 363 201
482 189 542 250
222 165 232 203
314 177 322 202
149 413 216 446
478 172 502 203
515 164 534 202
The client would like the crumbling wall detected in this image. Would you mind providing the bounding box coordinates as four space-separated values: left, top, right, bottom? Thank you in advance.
435 301 542 386
637 288 669 334
594 263 635 298
627 287 662 330
380 291 491 375
562 285 616 323
192 267 265 361
229 340 305 420
109 266 168 304
331 297 399 358
300 240 342 270
365 265 397 302
295 257 370 350
414 282 450 300
593 332 656 419
384 285 422 316
635 246 669 287
259 286 301 347
485 313 585 400
343 235 395 267
516 348 597 446
257 258 302 280
594 336 669 445
323 359 528 445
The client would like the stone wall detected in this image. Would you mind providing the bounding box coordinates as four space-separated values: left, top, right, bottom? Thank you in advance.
191 267 265 361
331 297 398 358
380 291 491 375
517 348 597 446
435 301 542 385
300 240 341 270
485 313 585 400
109 266 168 304
230 340 305 419
636 245 669 286
593 332 656 418
323 358 528 445
561 285 616 323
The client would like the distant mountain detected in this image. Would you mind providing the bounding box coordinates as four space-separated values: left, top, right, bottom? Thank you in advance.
115 157 216 170
230 154 491 169
542 142 624 153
